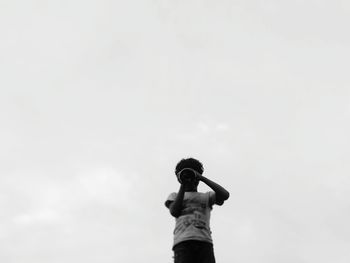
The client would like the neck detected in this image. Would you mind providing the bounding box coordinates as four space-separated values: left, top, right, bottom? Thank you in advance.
185 188 197 192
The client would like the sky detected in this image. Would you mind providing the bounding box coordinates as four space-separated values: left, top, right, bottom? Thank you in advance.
0 0 350 263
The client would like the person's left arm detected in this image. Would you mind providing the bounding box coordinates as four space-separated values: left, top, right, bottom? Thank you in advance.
197 175 230 205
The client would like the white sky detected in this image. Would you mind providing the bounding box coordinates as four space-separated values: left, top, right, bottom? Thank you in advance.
1 1 350 263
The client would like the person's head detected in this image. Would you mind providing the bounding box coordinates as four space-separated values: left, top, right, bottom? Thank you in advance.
175 158 204 191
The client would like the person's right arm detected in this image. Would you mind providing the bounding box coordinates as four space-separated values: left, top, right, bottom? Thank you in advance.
169 184 186 218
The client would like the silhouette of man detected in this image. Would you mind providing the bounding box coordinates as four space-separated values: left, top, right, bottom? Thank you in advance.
165 158 230 263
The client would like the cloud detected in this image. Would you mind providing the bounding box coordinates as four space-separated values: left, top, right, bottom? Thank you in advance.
176 121 231 141
2 165 135 228
1 1 350 263
74 166 132 206
13 209 61 225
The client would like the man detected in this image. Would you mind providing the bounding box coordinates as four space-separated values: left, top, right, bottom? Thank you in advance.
165 158 230 263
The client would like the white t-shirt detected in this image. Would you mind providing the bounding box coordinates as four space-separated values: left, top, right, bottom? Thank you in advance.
165 191 216 247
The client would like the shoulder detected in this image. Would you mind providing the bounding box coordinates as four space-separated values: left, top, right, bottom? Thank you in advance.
164 192 177 208
207 191 216 207
195 191 215 208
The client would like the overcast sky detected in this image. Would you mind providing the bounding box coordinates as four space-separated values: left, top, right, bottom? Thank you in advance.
1 1 350 263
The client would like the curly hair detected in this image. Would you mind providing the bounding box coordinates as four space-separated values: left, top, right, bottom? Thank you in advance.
175 158 204 175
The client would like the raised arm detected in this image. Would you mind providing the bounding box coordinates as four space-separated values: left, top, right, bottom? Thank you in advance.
198 175 230 205
168 184 186 218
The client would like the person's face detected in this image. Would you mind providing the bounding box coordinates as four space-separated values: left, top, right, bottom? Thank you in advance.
178 169 200 191
181 169 199 191
183 179 199 192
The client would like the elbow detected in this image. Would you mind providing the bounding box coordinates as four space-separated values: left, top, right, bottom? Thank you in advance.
220 191 230 201
215 191 230 206
225 191 230 200
170 210 180 218
169 205 181 218
218 191 230 203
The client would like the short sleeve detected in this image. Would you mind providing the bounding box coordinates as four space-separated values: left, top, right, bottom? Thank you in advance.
164 192 177 208
208 191 216 207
